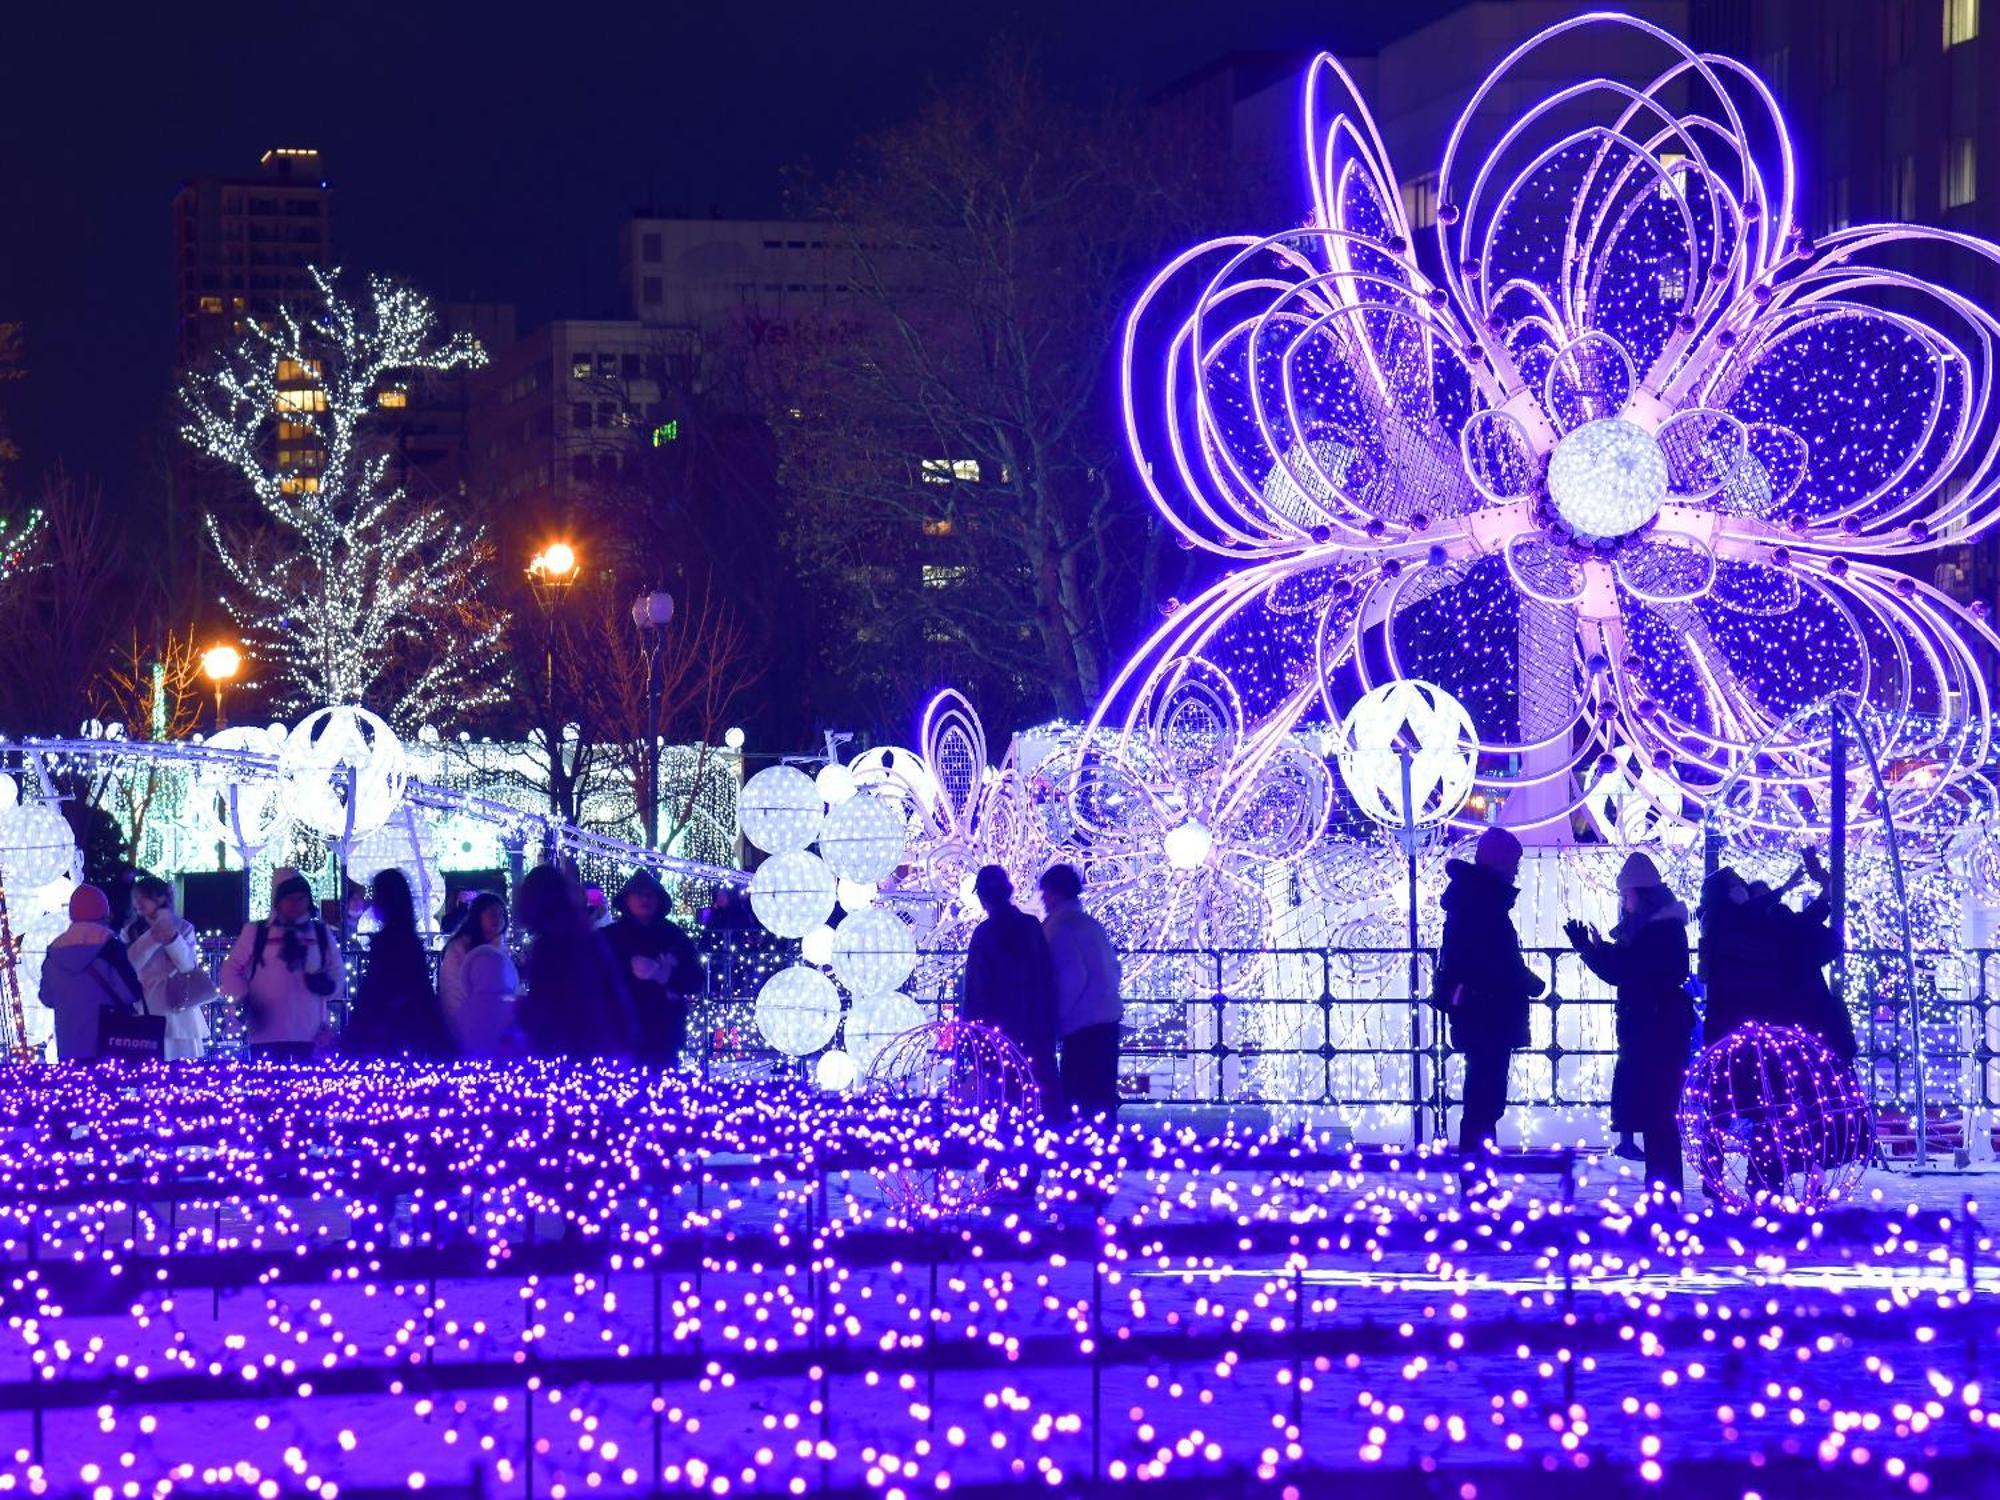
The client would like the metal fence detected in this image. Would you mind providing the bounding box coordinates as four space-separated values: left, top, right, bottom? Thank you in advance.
176 932 1998 1146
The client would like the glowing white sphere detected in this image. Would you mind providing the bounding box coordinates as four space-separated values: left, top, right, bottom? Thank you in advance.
801 924 837 967
1335 680 1477 827
754 964 841 1056
830 907 917 996
0 803 78 889
1546 417 1667 539
0 775 17 811
195 725 292 850
836 878 878 911
814 1049 859 1092
819 791 905 883
749 850 837 938
724 726 746 751
815 763 858 805
344 815 442 895
1162 819 1213 870
843 989 926 1069
738 766 824 854
279 706 407 839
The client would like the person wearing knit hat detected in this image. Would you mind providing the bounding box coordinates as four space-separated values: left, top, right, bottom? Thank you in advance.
39 883 147 1060
1565 856 1693 1195
218 870 344 1060
1432 825 1545 1166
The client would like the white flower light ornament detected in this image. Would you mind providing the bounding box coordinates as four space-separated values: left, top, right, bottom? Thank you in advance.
1098 13 2000 839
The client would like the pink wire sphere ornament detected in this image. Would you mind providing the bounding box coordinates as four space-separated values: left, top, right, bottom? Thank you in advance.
864 1018 1042 1212
1680 1021 1873 1212
1101 13 2000 839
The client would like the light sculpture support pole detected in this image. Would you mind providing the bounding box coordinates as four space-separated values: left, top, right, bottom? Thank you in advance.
1397 745 1424 1149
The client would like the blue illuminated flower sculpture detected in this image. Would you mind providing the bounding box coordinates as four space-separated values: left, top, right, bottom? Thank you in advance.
1104 13 2000 837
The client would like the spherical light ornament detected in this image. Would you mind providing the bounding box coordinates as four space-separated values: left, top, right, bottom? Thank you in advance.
0 802 78 889
819 791 906 883
866 1019 1043 1211
0 775 17 811
749 850 836 938
1546 417 1668 540
815 763 857 806
194 725 291 852
753 964 841 1056
800 924 837 967
344 813 442 906
278 706 407 839
830 907 917 996
1161 819 1213 870
1334 680 1477 826
1680 1022 1872 1212
738 766 824 854
836 878 877 911
723 726 746 751
844 990 926 1070
814 1049 859 1093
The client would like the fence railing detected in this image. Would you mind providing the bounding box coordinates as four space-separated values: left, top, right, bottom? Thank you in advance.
170 933 1996 1146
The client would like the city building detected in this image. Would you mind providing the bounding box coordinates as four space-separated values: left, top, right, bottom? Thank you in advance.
617 217 855 334
172 148 333 371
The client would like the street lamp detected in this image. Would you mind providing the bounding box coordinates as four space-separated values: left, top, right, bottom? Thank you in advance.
630 591 675 849
526 541 581 715
201 643 242 730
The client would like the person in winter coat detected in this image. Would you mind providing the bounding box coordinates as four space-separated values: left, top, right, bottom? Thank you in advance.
515 864 637 1059
960 864 1059 1112
40 884 147 1061
124 875 209 1060
219 871 343 1060
1565 853 1694 1191
1038 862 1124 1123
439 892 516 1055
605 869 703 1068
344 869 454 1059
1433 827 1546 1159
1700 857 1854 1057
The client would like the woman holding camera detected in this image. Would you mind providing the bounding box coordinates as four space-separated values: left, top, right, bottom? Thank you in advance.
219 870 343 1060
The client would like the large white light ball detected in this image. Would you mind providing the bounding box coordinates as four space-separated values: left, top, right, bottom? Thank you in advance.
344 813 443 913
0 802 78 889
1546 417 1667 540
819 791 905 883
843 989 926 1069
830 907 917 997
1335 680 1477 827
801 924 837 967
738 766 824 854
194 725 292 851
836 878 877 911
815 1049 859 1092
754 964 841 1056
749 849 837 938
279 706 407 839
0 775 17 811
815 763 858 805
1162 819 1212 870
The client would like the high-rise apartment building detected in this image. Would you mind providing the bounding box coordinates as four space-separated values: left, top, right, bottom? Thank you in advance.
172 148 333 370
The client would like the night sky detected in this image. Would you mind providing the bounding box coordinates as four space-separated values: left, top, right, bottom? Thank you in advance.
1 0 1463 506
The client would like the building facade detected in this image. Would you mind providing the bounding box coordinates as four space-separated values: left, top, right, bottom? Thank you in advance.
172 148 333 371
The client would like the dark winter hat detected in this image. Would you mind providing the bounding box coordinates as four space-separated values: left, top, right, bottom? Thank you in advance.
1616 853 1664 893
1698 867 1749 916
272 873 313 906
973 864 1013 905
1473 826 1523 879
68 883 110 923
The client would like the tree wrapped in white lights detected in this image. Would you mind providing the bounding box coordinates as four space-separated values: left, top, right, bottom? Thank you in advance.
180 267 503 729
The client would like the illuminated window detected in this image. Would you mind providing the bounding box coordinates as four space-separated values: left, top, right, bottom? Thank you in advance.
922 517 954 537
921 458 979 484
376 388 409 409
571 354 593 380
275 357 321 383
922 565 969 590
278 475 321 494
1400 172 1438 229
650 420 680 447
1945 137 1977 209
277 421 313 441
1655 151 1686 201
198 295 224 314
274 388 326 413
1945 0 1979 46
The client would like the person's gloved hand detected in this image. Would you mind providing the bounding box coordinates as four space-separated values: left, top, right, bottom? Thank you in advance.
1562 918 1591 950
630 955 663 983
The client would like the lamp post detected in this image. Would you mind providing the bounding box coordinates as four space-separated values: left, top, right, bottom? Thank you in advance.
201 643 242 730
526 543 581 863
630 591 675 849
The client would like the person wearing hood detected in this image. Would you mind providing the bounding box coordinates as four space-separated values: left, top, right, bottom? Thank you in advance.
219 870 343 1059
605 868 702 1068
1433 827 1545 1159
344 868 455 1060
961 864 1060 1113
1565 853 1694 1192
123 875 209 1060
40 884 147 1061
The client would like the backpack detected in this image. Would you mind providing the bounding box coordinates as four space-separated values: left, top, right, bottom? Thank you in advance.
245 919 332 982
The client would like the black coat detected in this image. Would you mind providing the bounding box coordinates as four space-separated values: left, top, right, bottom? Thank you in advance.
1433 860 1542 1053
961 905 1057 1062
606 914 701 1057
345 925 455 1059
1576 903 1693 1133
520 926 639 1059
1702 893 1855 1060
